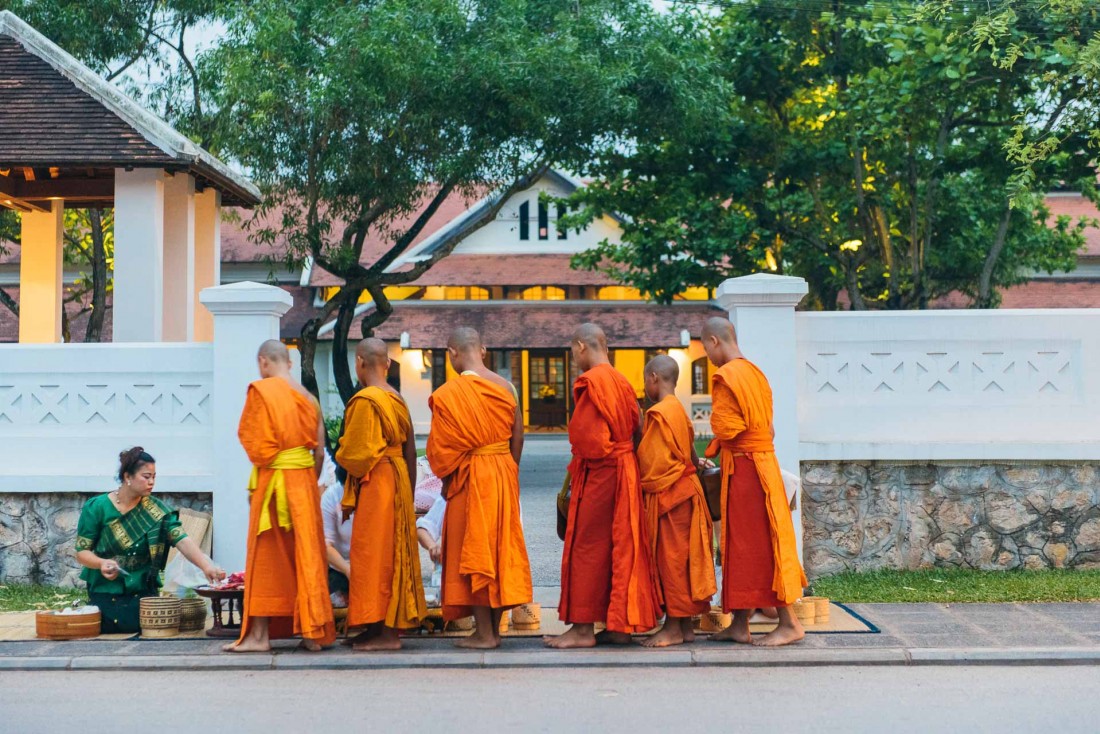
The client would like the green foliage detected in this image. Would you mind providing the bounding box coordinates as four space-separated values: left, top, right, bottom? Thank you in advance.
813 568 1100 603
0 583 84 613
925 0 1100 197
566 1 1094 310
206 0 699 402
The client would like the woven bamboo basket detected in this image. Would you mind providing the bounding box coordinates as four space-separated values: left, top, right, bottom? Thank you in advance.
178 598 207 632
803 596 830 623
36 610 101 640
510 603 541 629
139 596 181 638
498 610 511 634
699 607 732 633
791 599 816 625
446 616 475 632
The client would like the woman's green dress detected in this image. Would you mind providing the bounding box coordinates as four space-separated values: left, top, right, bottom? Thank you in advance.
75 494 188 633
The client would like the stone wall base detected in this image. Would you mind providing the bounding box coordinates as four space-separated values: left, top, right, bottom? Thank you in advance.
801 461 1100 578
0 493 212 588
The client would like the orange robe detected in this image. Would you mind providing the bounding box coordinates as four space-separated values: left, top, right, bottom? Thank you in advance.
638 395 716 617
706 358 807 610
336 386 426 630
236 377 335 645
427 374 532 621
559 362 660 634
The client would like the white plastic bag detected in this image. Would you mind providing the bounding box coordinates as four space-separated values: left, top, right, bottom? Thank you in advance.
162 552 208 594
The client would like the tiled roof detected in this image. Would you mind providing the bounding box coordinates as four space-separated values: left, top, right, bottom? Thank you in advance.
0 12 259 206
1045 194 1100 256
0 35 174 167
312 254 617 288
278 286 319 340
325 301 723 349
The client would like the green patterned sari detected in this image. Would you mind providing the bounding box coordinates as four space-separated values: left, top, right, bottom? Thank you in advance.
76 494 187 596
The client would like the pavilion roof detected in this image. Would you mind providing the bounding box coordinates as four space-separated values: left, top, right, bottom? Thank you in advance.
0 11 260 208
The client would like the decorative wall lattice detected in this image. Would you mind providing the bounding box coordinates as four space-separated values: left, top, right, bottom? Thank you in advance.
0 380 212 426
801 346 1078 401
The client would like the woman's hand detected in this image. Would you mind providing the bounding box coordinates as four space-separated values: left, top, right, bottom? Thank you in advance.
202 563 226 585
99 559 120 580
429 543 443 564
697 457 715 470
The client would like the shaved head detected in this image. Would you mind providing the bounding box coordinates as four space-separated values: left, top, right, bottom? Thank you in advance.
572 323 607 353
356 337 389 369
644 354 679 385
447 327 483 354
257 339 289 363
702 317 737 344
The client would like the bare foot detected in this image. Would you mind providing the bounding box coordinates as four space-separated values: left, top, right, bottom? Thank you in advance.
595 630 632 645
711 612 752 644
222 639 271 653
641 623 684 648
756 607 779 620
544 625 597 649
753 624 805 647
298 639 323 652
345 630 377 647
679 618 696 644
455 632 500 650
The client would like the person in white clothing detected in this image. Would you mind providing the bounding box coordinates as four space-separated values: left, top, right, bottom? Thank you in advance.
318 450 353 607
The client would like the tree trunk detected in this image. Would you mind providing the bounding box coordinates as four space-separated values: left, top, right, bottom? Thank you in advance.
977 202 1013 308
298 316 325 400
331 287 365 405
85 208 108 342
844 255 866 310
0 287 17 317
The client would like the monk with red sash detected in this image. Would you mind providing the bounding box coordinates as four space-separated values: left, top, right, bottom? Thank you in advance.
225 340 335 653
427 327 532 649
637 355 716 648
336 338 426 651
702 317 807 646
547 323 660 649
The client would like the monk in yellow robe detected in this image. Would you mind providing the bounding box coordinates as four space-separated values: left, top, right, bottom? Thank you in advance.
427 327 532 649
225 340 336 653
547 323 661 649
637 355 716 648
702 317 807 646
336 338 426 651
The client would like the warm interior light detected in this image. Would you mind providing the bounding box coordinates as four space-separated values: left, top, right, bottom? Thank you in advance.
404 349 425 373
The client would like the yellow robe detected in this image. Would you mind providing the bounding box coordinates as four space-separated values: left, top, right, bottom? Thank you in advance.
706 358 807 608
336 386 426 630
638 395 716 616
237 377 335 645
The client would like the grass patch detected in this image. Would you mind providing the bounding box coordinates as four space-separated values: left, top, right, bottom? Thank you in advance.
812 569 1100 603
693 438 711 457
0 584 84 613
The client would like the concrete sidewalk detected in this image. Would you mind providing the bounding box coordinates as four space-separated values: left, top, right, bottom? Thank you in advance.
2 602 1098 670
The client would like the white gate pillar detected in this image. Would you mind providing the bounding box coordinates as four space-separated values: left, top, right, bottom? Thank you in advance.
200 282 292 571
715 273 808 556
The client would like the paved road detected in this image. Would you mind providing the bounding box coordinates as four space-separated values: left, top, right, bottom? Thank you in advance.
517 436 571 587
2 666 1093 733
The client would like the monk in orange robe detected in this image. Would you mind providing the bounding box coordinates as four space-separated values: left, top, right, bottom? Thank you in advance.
225 340 336 653
702 317 807 646
336 338 426 651
547 323 661 649
427 327 532 649
637 355 717 648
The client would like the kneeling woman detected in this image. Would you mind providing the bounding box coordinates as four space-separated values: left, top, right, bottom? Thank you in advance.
74 447 225 632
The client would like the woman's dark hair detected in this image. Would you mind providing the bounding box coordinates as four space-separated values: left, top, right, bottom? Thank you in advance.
118 446 155 482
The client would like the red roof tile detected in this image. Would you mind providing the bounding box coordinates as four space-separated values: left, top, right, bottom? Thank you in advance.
309 254 617 288
326 302 722 349
1045 194 1100 256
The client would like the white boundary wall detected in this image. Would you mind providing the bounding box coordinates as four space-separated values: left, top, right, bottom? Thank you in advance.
796 309 1100 461
0 343 215 493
